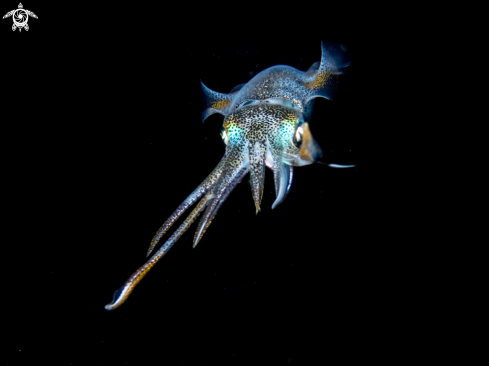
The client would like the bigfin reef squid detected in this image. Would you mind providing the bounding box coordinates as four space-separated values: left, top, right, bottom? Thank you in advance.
105 42 353 310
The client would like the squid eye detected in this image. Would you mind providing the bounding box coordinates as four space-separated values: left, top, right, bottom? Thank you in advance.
293 126 303 147
295 127 303 142
220 127 229 146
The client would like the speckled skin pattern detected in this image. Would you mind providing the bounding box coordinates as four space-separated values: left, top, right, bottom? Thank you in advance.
105 42 350 310
201 42 347 122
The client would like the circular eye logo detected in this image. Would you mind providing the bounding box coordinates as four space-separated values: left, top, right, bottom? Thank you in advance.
3 3 38 32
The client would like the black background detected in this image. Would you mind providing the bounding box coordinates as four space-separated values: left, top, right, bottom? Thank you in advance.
2 3 403 365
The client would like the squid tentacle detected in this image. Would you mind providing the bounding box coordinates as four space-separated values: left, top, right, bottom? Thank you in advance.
105 193 209 310
146 154 230 257
193 147 250 247
193 166 249 248
268 139 293 210
106 147 249 310
248 141 266 214
271 161 291 210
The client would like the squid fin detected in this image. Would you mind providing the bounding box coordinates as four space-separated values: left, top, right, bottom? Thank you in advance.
201 80 234 122
304 42 352 105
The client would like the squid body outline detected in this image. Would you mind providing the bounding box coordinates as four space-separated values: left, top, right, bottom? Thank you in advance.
105 42 354 310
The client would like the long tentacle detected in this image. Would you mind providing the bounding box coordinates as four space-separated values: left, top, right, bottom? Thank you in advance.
105 147 251 310
146 156 229 257
105 194 210 311
193 164 249 248
193 146 250 247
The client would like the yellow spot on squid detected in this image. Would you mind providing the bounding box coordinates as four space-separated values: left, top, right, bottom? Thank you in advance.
211 99 231 110
306 71 332 89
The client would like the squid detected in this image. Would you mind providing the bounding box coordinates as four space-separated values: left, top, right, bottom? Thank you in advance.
105 42 353 310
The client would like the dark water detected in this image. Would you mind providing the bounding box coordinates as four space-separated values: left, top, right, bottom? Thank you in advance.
2 5 401 365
